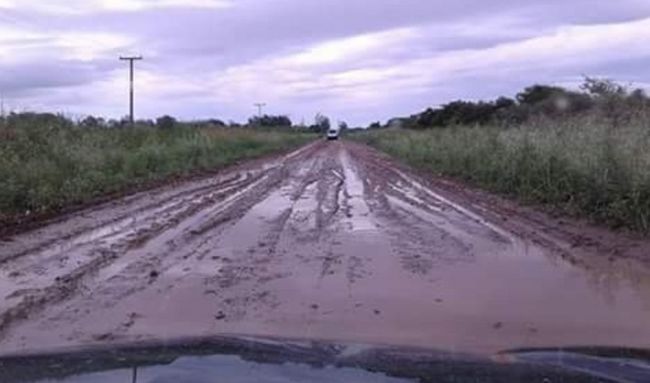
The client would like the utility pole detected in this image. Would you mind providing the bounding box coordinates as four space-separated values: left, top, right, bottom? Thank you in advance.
254 102 266 119
119 56 143 125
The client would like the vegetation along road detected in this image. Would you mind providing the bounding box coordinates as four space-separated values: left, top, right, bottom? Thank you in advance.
1 140 649 356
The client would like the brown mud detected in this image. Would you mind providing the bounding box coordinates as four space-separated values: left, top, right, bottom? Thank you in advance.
0 140 649 356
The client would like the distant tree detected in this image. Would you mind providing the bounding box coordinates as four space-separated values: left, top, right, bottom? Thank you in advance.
135 119 155 127
106 119 121 129
314 113 330 132
118 116 132 128
385 118 406 129
368 121 382 129
516 85 593 116
156 115 177 129
580 77 643 126
6 112 73 130
628 88 649 108
516 85 566 105
80 115 100 128
248 114 292 127
494 97 516 109
581 77 627 99
388 79 650 131
207 118 226 127
629 88 648 101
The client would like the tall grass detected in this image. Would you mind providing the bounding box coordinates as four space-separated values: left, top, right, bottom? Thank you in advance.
0 122 313 220
352 113 650 232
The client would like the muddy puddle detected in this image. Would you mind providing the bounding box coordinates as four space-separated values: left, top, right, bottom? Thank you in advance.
0 141 649 356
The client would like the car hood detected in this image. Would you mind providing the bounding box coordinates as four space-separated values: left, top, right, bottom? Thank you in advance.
0 336 648 383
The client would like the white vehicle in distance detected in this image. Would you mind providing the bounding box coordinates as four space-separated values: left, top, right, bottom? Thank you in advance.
326 127 339 140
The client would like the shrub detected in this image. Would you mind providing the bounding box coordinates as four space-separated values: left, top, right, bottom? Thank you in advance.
156 115 177 130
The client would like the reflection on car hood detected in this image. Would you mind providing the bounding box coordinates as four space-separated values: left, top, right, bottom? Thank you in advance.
0 336 649 383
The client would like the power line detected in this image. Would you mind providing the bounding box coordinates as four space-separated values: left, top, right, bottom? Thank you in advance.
119 55 143 125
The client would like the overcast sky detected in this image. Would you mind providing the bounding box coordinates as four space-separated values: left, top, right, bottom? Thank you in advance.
1 0 650 125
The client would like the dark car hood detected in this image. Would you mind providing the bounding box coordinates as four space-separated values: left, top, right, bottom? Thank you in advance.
0 336 649 383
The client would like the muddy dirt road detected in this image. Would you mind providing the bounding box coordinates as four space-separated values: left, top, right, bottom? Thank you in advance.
1 141 649 356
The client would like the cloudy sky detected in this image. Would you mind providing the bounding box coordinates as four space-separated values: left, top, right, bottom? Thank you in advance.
1 0 650 125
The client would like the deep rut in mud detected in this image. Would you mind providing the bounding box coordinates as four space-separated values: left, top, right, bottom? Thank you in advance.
1 141 649 356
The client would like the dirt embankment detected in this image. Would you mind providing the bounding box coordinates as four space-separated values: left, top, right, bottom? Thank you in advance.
1 140 649 357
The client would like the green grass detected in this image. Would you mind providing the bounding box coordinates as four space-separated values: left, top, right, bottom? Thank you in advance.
350 114 650 232
0 122 313 221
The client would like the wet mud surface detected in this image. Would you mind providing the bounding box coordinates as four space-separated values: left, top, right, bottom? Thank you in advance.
0 141 649 356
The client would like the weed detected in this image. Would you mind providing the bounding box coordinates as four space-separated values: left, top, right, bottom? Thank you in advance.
351 113 650 232
0 121 313 220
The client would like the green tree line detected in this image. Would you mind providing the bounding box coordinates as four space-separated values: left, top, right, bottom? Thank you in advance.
385 78 649 129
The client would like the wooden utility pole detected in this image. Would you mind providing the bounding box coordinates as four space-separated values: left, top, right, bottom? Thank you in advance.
254 102 266 119
119 56 143 125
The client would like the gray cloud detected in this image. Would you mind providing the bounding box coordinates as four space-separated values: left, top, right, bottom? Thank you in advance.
0 60 114 95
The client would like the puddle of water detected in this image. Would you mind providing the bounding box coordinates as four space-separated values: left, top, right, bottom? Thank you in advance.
385 195 509 255
43 181 237 252
0 180 249 297
339 151 375 233
89 179 270 285
199 184 295 261
376 171 650 350
286 183 319 235
394 170 516 243
387 184 445 214
436 250 650 349
177 175 271 236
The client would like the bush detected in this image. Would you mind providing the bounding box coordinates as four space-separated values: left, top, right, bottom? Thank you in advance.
156 115 177 129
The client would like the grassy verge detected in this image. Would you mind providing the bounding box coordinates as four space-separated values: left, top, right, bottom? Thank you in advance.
349 115 650 232
0 123 313 222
